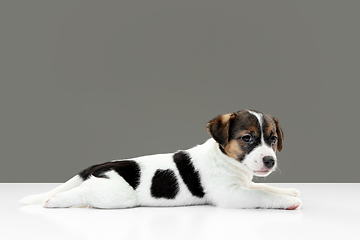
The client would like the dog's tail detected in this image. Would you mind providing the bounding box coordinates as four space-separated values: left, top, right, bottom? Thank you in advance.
19 175 83 205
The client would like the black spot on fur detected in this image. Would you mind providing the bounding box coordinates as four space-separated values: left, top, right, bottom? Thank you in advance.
151 169 179 199
78 160 141 189
173 151 205 198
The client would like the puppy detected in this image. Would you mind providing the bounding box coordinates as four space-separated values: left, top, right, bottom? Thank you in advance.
20 110 302 210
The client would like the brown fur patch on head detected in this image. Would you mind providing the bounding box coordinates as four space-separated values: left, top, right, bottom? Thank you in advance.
272 117 284 151
206 113 236 147
261 114 284 152
207 110 284 161
223 139 247 161
207 110 263 161
262 115 278 152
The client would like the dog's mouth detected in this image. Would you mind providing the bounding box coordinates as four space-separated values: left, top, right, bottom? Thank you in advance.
243 162 275 177
253 170 272 176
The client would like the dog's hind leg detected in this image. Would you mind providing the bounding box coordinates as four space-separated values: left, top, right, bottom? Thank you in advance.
19 175 84 205
44 170 138 209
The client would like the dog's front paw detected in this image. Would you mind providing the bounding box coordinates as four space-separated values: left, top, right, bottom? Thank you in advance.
282 196 302 210
282 188 301 197
43 195 60 208
43 195 55 208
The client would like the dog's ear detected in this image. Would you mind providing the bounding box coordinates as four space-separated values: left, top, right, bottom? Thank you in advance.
206 113 236 147
273 117 284 152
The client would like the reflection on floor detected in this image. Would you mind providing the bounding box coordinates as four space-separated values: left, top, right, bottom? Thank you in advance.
2 183 359 240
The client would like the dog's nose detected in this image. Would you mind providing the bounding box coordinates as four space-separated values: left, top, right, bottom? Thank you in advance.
263 156 275 168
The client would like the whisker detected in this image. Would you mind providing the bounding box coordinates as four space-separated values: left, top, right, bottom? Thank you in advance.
275 162 283 174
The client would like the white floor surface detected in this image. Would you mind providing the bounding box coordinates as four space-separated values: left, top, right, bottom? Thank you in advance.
1 183 359 240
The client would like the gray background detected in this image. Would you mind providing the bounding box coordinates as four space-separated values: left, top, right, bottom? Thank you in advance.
1 1 359 183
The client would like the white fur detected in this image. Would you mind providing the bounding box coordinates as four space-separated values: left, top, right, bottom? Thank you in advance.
20 139 301 210
245 110 278 177
19 175 83 204
242 144 277 177
187 139 301 209
247 110 264 129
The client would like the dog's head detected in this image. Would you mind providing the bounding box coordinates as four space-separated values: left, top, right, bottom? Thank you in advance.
207 110 284 177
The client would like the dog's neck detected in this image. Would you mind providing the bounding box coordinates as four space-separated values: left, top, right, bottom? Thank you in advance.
189 138 254 186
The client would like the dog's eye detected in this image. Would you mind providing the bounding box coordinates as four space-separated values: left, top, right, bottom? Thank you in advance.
270 136 277 144
241 134 252 143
